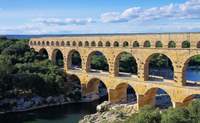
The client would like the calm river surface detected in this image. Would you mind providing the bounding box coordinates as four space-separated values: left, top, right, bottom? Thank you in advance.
1 69 200 123
0 101 100 123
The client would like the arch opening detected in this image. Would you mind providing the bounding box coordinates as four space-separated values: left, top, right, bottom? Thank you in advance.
52 49 64 68
168 41 176 48
66 41 70 46
85 41 89 47
155 41 163 48
87 51 109 73
115 83 137 103
145 53 174 81
114 41 119 47
184 55 200 85
86 78 108 102
78 41 83 47
91 41 96 47
68 50 82 70
38 48 49 60
51 41 54 46
144 88 172 109
66 75 82 100
123 41 129 47
46 41 50 46
182 40 190 48
133 41 139 47
72 41 76 47
98 41 103 47
144 40 151 48
105 41 111 47
115 52 138 77
61 41 65 46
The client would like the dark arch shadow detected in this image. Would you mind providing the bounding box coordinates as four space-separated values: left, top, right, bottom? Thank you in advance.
52 49 64 68
38 48 49 60
67 50 82 70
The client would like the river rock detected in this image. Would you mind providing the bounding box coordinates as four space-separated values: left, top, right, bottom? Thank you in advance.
96 101 111 112
79 101 138 123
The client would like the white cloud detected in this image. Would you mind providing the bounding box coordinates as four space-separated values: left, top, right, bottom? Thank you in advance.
101 0 200 23
33 18 96 26
1 0 200 34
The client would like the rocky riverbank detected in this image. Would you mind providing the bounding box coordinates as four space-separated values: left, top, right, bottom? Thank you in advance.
79 101 138 123
0 91 106 114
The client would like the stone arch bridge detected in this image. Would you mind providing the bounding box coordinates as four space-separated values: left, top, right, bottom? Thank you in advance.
30 32 200 109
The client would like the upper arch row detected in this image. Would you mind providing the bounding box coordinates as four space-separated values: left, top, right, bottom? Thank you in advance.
30 40 200 48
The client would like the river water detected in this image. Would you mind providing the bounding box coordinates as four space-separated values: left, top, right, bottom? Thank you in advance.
0 101 100 123
1 69 200 123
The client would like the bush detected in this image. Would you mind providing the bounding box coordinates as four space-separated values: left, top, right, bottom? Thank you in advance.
126 105 161 123
161 108 191 123
187 99 200 123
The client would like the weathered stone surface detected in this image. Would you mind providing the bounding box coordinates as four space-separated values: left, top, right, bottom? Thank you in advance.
79 101 138 123
30 32 200 109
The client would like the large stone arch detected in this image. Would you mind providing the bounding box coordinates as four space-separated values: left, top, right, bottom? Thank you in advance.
51 49 64 67
85 50 109 72
85 78 108 100
144 53 175 81
39 48 48 55
38 48 49 59
67 49 82 70
141 87 173 108
67 74 82 90
114 51 138 76
114 83 137 103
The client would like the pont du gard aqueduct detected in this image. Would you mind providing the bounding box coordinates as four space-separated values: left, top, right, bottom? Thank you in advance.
29 32 200 109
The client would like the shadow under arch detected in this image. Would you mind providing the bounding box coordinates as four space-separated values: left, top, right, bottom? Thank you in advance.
67 49 82 70
86 78 108 101
67 74 82 100
114 83 137 103
144 53 174 81
114 51 138 77
86 51 109 73
143 87 173 109
52 49 64 67
38 48 49 59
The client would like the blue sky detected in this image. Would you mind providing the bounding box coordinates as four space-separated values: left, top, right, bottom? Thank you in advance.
0 0 199 34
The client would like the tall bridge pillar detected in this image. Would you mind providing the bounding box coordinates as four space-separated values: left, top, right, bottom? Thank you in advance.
174 63 185 86
137 60 147 81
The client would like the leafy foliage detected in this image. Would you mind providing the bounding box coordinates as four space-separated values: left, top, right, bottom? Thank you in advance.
126 100 200 123
0 39 68 99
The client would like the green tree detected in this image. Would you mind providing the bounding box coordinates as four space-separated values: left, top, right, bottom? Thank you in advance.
126 105 161 123
187 100 200 123
161 108 191 123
